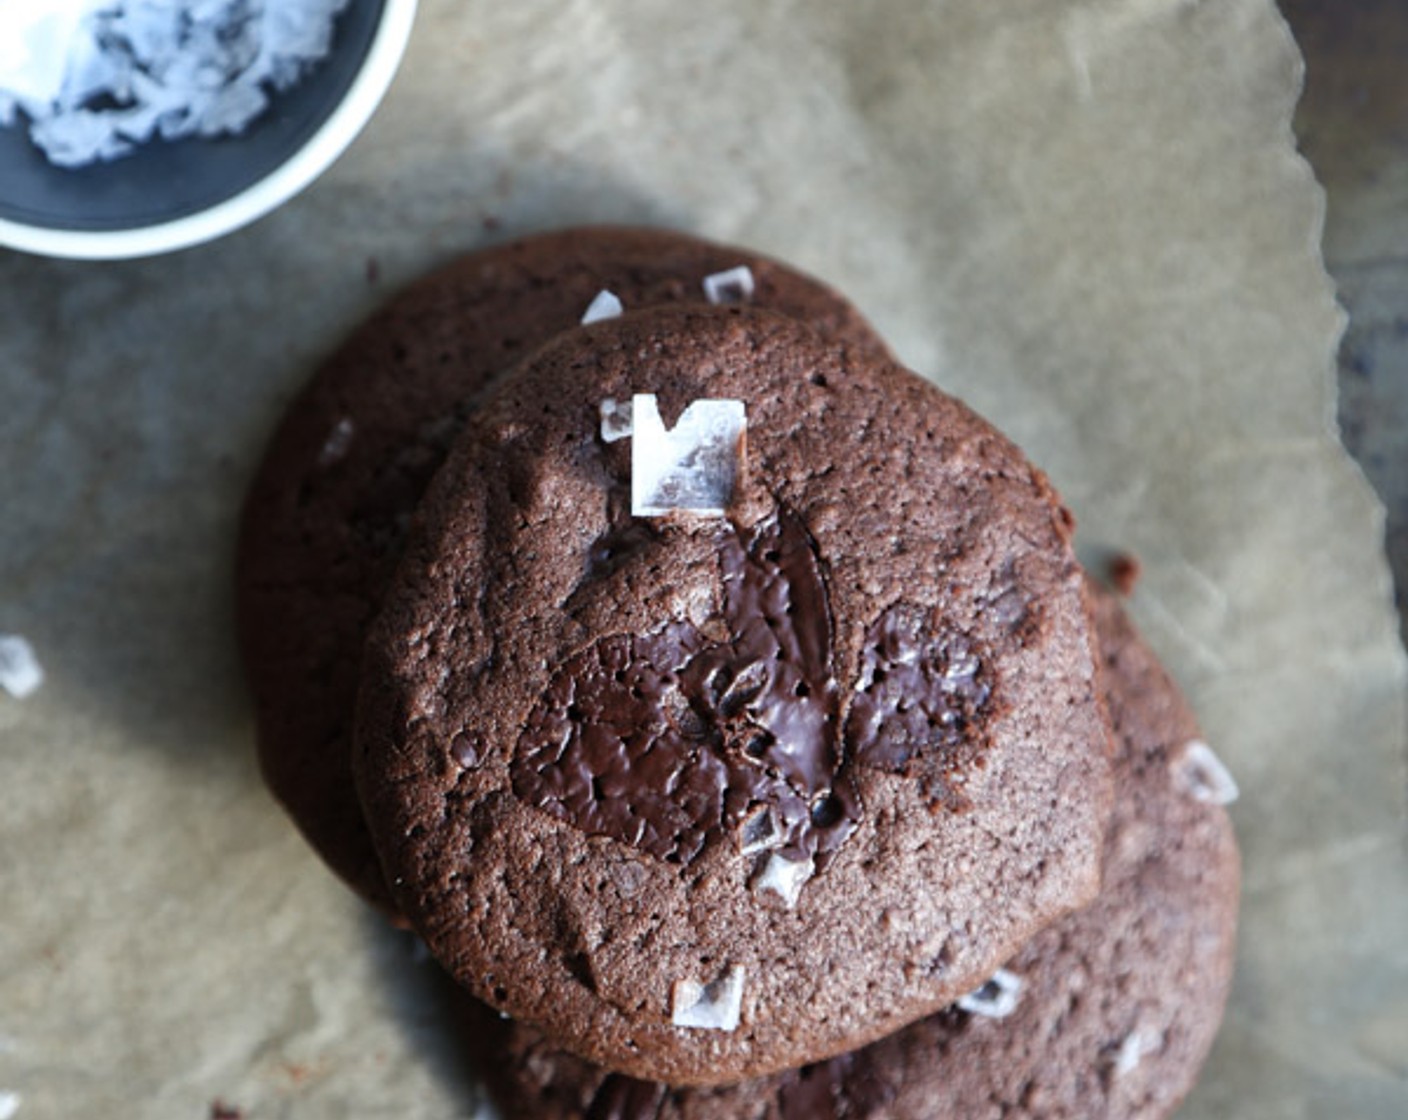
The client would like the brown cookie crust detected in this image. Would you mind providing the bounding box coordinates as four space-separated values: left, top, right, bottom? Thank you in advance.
354 305 1112 1083
492 582 1240 1119
236 227 891 916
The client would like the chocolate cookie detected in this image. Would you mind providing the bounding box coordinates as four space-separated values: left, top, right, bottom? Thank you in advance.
354 304 1113 1083
490 581 1241 1119
237 227 891 916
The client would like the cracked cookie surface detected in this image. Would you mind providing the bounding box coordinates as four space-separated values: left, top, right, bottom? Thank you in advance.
489 581 1240 1119
354 304 1113 1084
237 227 890 916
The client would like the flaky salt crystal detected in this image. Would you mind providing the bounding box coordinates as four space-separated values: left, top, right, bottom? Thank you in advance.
752 851 813 908
317 416 355 465
671 965 745 1031
1172 739 1239 806
581 290 623 325
702 265 755 306
599 398 634 443
739 805 781 856
631 394 746 517
0 1090 19 1120
0 0 96 105
0 0 351 168
1112 1027 1161 1077
957 968 1022 1019
0 635 43 699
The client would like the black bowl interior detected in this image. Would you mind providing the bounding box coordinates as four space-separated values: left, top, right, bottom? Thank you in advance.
0 0 386 233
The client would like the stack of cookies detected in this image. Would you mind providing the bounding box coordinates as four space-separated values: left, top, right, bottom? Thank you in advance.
237 227 1240 1118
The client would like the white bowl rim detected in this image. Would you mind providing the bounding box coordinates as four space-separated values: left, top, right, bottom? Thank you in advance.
0 0 418 262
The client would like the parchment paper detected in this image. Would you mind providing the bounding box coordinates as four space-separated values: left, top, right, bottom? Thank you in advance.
2 1 1405 1117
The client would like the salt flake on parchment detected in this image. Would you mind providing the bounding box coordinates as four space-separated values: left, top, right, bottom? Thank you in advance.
0 635 43 699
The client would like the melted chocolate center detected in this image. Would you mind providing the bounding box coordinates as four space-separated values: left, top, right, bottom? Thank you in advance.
846 604 992 809
512 510 857 866
511 510 993 866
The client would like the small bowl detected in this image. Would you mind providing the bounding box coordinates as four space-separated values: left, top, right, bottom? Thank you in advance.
0 0 417 261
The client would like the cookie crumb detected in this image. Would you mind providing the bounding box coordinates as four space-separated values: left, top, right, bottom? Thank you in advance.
581 290 624 325
752 851 814 908
1171 740 1239 805
208 1101 240 1120
671 965 745 1031
631 394 746 517
703 265 755 306
957 968 1022 1019
599 398 634 443
0 635 43 699
1107 552 1142 596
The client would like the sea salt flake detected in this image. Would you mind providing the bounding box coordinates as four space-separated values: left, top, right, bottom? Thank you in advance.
0 635 44 699
30 105 132 166
752 851 813 908
314 416 354 465
0 1089 20 1120
1112 1027 1162 1077
672 965 745 1031
739 804 781 856
0 0 352 167
61 21 133 108
702 265 755 306
197 77 268 136
581 289 623 325
957 968 1022 1019
1172 739 1239 805
599 398 634 443
0 0 96 105
631 394 746 517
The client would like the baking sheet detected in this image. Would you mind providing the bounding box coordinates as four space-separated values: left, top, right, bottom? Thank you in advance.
2 0 1405 1117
